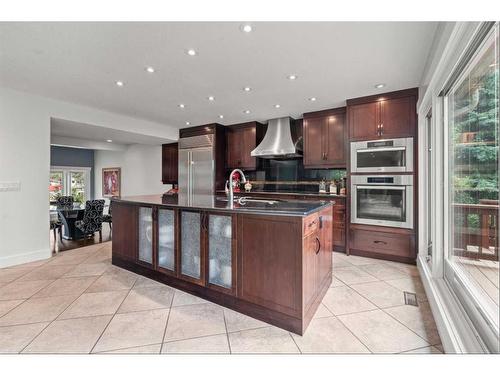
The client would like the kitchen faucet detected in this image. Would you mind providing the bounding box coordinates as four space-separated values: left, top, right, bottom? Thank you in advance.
227 169 247 208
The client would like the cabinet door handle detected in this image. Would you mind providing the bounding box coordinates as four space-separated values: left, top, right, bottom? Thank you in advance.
374 240 387 245
380 123 384 135
315 237 321 254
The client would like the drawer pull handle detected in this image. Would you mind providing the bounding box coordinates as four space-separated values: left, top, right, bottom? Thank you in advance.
308 220 316 227
374 240 387 245
315 237 321 254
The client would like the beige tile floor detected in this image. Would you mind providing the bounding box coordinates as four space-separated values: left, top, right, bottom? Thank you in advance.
0 243 443 354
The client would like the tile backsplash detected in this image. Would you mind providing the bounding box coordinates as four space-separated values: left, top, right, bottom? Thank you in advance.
240 159 346 193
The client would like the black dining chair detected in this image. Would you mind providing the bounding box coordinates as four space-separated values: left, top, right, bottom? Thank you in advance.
75 199 105 244
56 196 74 209
102 203 112 230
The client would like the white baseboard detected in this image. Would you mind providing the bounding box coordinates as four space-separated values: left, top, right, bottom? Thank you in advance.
0 248 51 269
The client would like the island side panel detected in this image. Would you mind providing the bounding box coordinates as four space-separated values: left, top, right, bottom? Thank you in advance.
237 213 303 319
111 201 138 262
302 205 333 331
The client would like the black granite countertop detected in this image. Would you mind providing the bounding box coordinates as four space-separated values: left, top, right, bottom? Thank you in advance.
113 194 332 217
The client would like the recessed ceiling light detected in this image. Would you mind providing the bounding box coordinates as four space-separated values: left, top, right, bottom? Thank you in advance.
309 97 317 102
244 110 251 114
178 103 185 109
145 66 155 73
241 24 253 33
274 104 281 108
208 96 215 101
185 121 191 126
106 139 113 143
287 74 297 80
375 83 385 89
219 115 224 119
115 81 124 87
187 49 197 56
243 87 251 92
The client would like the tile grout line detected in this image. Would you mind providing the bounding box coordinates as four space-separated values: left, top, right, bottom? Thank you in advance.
334 313 373 354
288 332 302 354
320 286 373 352
221 309 232 354
18 278 100 353
158 288 175 354
88 275 140 354
380 307 438 347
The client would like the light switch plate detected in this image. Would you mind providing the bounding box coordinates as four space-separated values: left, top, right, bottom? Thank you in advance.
0 181 21 192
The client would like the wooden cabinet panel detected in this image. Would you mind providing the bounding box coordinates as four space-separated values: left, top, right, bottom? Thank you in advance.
303 108 346 168
325 113 346 166
303 116 326 166
162 143 178 184
226 123 259 170
241 126 257 169
238 215 302 317
111 202 138 261
318 207 333 283
379 96 415 138
347 88 418 141
226 130 241 169
349 227 414 260
348 102 379 140
303 233 319 309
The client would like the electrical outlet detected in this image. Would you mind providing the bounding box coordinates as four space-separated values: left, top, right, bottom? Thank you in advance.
0 181 21 192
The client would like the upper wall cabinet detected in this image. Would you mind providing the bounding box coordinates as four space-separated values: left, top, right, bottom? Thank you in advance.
347 88 418 141
303 107 346 169
162 142 178 185
226 122 264 171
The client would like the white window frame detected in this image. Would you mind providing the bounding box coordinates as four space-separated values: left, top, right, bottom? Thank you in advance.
442 25 499 351
50 166 91 203
417 21 499 354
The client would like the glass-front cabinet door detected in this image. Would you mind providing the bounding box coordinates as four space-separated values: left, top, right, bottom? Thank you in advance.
180 210 203 283
158 208 175 273
207 214 233 292
138 206 154 265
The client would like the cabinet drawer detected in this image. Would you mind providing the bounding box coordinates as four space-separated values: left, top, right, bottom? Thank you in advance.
350 228 413 258
303 213 320 237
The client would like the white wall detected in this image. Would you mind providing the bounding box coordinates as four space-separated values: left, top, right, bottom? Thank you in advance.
0 87 177 267
94 144 171 203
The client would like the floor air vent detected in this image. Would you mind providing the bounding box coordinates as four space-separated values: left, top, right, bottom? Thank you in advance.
403 291 418 306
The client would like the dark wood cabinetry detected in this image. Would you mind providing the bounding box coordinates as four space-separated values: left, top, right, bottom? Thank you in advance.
161 143 178 185
225 122 263 170
347 88 418 141
346 87 418 264
303 107 346 168
349 224 416 263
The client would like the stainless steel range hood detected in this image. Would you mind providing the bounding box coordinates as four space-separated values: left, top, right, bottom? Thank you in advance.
250 117 303 159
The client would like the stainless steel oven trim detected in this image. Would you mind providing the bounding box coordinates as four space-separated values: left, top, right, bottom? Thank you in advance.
351 175 413 229
350 137 413 173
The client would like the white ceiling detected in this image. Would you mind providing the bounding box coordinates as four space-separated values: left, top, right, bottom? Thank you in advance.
51 118 170 145
0 22 438 128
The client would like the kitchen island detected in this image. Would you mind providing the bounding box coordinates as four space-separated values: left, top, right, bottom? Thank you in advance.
111 194 332 334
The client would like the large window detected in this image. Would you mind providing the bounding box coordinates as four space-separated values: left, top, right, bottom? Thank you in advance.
49 167 91 204
445 24 499 350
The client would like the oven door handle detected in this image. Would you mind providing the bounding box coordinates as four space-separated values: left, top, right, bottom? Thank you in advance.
356 185 406 190
356 147 406 153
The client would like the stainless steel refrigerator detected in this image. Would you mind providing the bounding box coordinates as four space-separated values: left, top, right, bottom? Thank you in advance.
178 134 215 201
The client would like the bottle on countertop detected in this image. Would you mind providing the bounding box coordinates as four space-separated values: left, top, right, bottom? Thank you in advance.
329 180 337 195
340 177 347 195
318 179 326 193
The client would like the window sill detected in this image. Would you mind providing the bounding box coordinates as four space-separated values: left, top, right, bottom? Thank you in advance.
417 256 488 353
